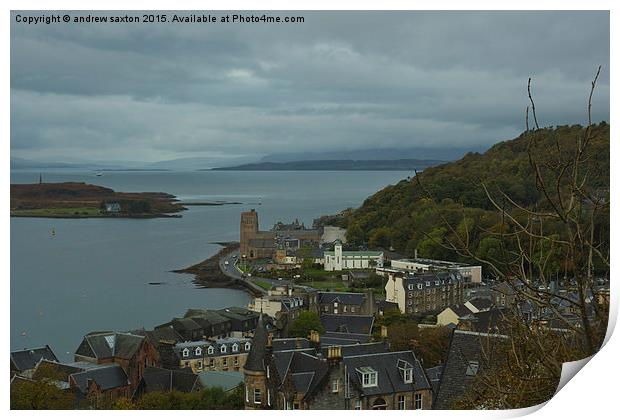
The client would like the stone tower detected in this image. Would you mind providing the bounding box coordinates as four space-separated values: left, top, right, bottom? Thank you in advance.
240 209 259 258
243 313 269 409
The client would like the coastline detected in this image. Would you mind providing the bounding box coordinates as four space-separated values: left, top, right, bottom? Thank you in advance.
173 241 262 297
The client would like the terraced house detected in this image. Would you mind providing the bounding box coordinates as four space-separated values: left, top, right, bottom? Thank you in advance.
175 337 252 373
243 314 432 410
381 269 465 315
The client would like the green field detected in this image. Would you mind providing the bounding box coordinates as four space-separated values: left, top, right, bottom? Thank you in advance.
11 207 104 217
253 280 273 290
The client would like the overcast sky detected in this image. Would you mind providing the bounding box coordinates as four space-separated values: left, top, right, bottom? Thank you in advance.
10 11 610 163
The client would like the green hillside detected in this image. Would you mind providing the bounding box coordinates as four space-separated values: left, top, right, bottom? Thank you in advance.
338 123 609 269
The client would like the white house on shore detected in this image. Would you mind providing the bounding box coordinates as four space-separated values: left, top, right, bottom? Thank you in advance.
323 240 384 271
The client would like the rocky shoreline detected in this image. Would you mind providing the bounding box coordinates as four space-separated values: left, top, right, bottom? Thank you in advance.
172 241 262 297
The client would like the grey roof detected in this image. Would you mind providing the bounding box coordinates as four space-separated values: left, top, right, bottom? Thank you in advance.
291 372 315 394
449 304 474 318
343 350 431 396
433 330 508 409
425 365 443 395
319 341 389 358
175 338 251 360
198 371 244 391
321 331 372 344
320 314 374 335
459 308 510 333
76 332 145 360
403 270 463 289
468 297 493 311
244 313 268 372
318 291 366 306
70 364 129 394
139 367 200 393
272 338 311 352
217 307 259 321
11 345 58 372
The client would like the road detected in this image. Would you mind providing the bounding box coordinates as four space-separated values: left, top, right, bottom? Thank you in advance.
218 247 288 293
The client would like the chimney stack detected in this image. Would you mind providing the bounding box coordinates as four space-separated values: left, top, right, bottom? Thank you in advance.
267 332 273 349
380 325 388 339
327 345 342 360
309 330 320 344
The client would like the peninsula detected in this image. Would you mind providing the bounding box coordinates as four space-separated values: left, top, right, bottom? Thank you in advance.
10 182 185 218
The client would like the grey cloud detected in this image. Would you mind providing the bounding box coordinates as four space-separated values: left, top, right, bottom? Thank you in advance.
10 10 610 163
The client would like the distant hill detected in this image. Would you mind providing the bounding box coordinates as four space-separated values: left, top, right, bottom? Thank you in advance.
210 159 444 171
332 123 609 263
259 146 486 163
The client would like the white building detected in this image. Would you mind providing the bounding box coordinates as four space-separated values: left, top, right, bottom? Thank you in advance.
390 258 482 283
323 241 384 271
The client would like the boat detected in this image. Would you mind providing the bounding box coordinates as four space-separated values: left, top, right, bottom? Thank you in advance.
95 172 103 177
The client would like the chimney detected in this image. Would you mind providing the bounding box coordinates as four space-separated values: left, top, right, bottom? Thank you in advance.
309 330 320 344
295 337 303 349
327 346 342 361
380 325 388 339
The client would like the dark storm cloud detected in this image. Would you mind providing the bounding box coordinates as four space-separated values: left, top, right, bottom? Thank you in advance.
10 11 610 162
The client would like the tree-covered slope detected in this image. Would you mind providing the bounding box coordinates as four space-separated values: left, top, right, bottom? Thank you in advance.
342 123 609 263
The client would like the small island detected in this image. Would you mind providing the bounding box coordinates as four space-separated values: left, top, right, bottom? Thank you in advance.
10 182 186 218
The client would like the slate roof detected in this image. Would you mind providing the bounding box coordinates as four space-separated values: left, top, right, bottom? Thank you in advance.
468 297 493 311
32 359 84 382
138 367 200 394
425 365 443 395
70 364 129 394
320 314 374 335
175 338 252 360
321 331 371 344
317 291 366 306
198 371 244 391
403 270 463 290
449 304 474 318
272 338 312 352
343 350 431 396
459 308 510 333
433 330 508 409
244 313 268 372
10 345 58 372
280 351 329 398
76 332 145 360
319 341 389 358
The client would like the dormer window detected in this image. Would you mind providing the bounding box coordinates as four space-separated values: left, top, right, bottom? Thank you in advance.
408 284 413 291
425 281 430 287
466 361 479 376
417 284 423 290
182 348 189 357
208 346 214 355
356 367 378 387
221 344 227 353
232 343 239 352
245 342 251 351
397 359 414 384
195 347 202 356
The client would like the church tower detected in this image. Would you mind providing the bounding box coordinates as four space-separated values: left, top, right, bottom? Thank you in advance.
243 313 270 409
240 209 259 258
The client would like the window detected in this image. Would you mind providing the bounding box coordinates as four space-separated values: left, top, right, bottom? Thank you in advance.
293 402 300 409
245 385 249 402
232 343 239 352
351 307 355 313
234 356 239 366
209 358 214 367
221 344 227 353
182 348 189 357
208 346 214 355
245 342 251 351
195 347 202 356
357 367 378 387
372 397 387 410
267 365 270 378
408 284 413 291
332 379 339 393
354 400 362 410
398 395 406 410
404 368 413 383
417 284 423 290
414 393 422 409
425 281 430 286
223 357 228 367
197 361 203 369
466 361 479 376
397 359 414 384
267 389 271 406
253 388 261 404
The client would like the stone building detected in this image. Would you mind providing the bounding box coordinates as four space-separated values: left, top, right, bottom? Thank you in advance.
73 331 160 395
243 315 432 410
240 209 322 260
174 337 252 373
381 269 465 315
